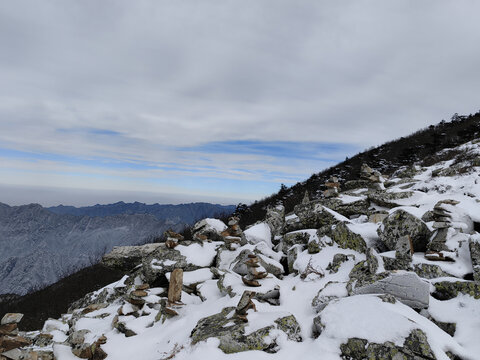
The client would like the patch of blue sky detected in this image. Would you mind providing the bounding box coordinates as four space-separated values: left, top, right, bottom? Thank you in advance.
0 147 157 171
180 140 359 162
56 127 123 136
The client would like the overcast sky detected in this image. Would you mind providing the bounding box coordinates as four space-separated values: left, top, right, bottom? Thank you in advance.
1 0 479 206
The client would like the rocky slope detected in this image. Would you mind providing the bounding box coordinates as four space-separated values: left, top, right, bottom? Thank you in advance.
2 139 480 360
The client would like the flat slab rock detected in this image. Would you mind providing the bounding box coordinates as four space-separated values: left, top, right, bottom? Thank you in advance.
353 272 429 309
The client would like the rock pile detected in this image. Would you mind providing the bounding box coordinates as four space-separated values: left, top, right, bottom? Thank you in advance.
242 254 268 287
323 176 340 198
221 216 247 250
164 229 183 248
426 199 459 256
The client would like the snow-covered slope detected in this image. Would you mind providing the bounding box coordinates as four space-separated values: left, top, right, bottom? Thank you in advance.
3 139 480 360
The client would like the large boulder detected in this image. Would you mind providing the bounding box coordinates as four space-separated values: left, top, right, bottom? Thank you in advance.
190 307 301 353
101 243 163 272
377 210 431 252
293 201 339 229
367 191 414 209
318 198 370 218
327 222 367 253
353 272 430 309
469 235 480 282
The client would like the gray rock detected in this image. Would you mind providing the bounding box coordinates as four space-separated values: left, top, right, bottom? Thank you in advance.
469 236 480 282
287 245 303 275
265 205 285 239
319 198 370 218
190 307 301 353
311 282 346 313
1 313 23 325
231 250 283 277
293 201 339 229
353 272 429 309
378 210 431 252
192 219 225 242
283 230 314 249
326 254 355 274
413 263 452 279
102 243 163 272
329 222 367 253
368 191 414 209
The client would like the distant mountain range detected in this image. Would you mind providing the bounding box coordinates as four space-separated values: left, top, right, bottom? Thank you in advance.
0 202 235 296
47 201 235 224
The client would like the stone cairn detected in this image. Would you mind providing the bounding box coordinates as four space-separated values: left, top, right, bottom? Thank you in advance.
323 176 340 198
221 216 245 250
164 268 184 317
242 254 268 287
426 199 459 260
235 291 257 322
360 163 382 183
164 230 184 249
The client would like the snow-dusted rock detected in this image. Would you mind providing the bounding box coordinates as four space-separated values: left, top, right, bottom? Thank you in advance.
353 272 430 309
377 209 431 252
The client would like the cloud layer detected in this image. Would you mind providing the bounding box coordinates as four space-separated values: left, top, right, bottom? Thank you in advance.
1 1 479 205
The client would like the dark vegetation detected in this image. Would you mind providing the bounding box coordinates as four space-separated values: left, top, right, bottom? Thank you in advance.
0 264 124 331
237 112 480 227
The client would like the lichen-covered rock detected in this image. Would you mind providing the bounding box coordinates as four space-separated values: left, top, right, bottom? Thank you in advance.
265 204 285 238
340 329 435 360
378 210 431 252
469 235 480 282
318 198 370 218
283 230 315 249
413 263 453 279
433 281 480 300
307 236 326 254
141 246 190 284
343 179 377 191
293 201 339 229
368 191 414 209
353 272 430 309
102 243 163 272
329 222 367 253
326 254 355 274
190 307 301 353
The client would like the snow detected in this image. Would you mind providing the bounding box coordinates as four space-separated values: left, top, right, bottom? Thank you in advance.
176 242 221 267
203 218 228 233
244 222 273 248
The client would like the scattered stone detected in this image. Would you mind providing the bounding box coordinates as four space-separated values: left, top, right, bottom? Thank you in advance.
168 269 183 304
326 254 355 274
368 212 388 223
0 323 17 336
424 251 455 262
81 303 108 315
413 263 453 279
0 335 31 352
135 284 150 290
367 191 414 209
190 307 301 354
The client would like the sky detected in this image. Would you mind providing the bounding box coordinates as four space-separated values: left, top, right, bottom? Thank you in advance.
1 0 480 206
